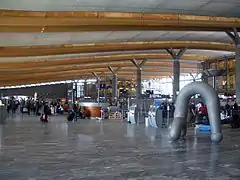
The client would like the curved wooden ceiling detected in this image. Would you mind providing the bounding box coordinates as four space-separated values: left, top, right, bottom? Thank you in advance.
0 53 204 69
0 9 238 86
0 41 235 57
1 10 240 32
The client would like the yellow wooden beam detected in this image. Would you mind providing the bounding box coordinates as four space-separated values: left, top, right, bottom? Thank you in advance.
0 53 205 69
0 10 239 32
0 67 197 81
0 72 176 86
0 61 197 75
0 41 234 57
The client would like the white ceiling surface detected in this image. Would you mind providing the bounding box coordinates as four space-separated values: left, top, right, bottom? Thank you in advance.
0 49 233 63
0 0 239 17
0 31 233 47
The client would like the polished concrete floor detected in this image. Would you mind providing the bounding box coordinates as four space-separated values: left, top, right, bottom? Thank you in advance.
0 114 240 179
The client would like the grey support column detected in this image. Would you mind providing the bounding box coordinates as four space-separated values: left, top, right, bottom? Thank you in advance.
131 59 147 124
212 76 216 90
83 78 88 97
226 28 240 103
131 59 147 99
92 72 100 103
108 66 121 102
136 68 142 99
237 45 240 101
236 45 240 102
166 48 187 102
201 61 209 83
74 81 78 102
224 56 229 92
67 83 73 103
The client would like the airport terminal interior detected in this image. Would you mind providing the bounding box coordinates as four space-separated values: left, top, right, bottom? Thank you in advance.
0 0 240 179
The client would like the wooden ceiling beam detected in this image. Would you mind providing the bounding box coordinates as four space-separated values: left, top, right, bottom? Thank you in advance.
0 41 234 57
0 53 205 69
0 67 197 81
0 60 198 72
0 10 239 32
0 62 197 75
0 72 177 87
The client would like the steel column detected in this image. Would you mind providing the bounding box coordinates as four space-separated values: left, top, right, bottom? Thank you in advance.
74 82 77 101
83 79 87 97
131 59 147 99
108 66 120 102
212 76 216 90
201 62 208 83
226 29 240 103
224 57 229 92
136 67 142 99
173 59 180 100
131 59 147 124
236 45 240 102
92 72 100 103
112 73 118 100
166 48 187 102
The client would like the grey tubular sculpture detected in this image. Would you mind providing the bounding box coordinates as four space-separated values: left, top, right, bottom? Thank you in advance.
169 82 223 143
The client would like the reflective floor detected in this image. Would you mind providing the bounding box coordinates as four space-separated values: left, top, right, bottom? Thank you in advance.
0 114 240 179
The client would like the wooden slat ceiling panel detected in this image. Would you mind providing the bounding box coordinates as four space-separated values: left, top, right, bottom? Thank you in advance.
1 10 236 85
0 53 204 69
0 41 235 57
0 10 240 32
1 75 185 86
0 62 197 74
0 67 197 80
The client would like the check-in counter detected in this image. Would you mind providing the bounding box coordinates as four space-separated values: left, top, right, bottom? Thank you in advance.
78 102 108 118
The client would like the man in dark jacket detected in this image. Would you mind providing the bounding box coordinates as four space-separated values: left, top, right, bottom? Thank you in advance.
73 103 78 121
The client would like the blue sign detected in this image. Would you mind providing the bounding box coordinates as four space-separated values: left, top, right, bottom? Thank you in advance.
154 99 161 108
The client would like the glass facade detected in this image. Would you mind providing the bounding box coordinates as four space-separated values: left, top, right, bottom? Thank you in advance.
142 74 201 95
206 58 236 94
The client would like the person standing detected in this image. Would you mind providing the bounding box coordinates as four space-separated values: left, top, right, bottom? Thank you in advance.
26 98 31 115
73 103 78 121
233 102 238 110
35 100 40 115
225 102 231 116
43 102 49 123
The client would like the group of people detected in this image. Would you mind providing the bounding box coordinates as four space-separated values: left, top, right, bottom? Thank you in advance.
6 97 19 114
19 98 42 115
6 97 67 122
39 101 65 122
68 103 90 121
188 100 239 126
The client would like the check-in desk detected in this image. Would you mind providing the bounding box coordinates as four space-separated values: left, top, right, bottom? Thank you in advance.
79 102 108 118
